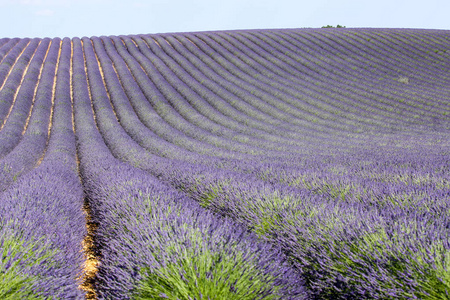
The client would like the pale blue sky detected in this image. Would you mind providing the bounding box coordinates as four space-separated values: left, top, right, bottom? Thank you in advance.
0 0 448 38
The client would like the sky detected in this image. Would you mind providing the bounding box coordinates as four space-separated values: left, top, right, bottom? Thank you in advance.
0 0 448 38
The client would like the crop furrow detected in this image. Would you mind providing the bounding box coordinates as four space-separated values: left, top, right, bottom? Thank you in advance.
0 39 58 192
0 37 85 299
0 39 50 158
0 39 38 125
145 34 332 149
1 28 449 300
73 36 307 300
0 38 20 66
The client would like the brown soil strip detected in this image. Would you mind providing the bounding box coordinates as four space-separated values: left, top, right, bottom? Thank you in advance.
79 200 100 300
185 37 202 50
76 38 100 300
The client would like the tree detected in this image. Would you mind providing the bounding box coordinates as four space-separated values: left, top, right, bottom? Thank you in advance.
322 25 346 28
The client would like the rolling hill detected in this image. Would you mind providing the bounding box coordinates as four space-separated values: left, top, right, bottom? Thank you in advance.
0 27 449 299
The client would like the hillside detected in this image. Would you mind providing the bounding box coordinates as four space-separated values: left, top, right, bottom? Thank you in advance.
0 28 449 299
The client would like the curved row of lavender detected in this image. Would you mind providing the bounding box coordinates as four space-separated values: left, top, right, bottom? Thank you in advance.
73 36 307 300
0 28 449 299
0 38 85 298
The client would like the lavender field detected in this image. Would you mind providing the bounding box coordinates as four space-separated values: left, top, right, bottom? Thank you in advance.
0 28 449 299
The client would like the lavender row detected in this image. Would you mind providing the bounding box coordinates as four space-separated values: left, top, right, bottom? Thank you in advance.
157 33 373 149
103 35 257 159
94 36 217 161
0 38 12 54
95 37 313 166
0 38 20 63
114 36 289 157
82 38 450 297
0 38 21 81
269 28 450 99
288 29 450 115
204 29 445 132
259 29 445 113
153 152 450 299
137 35 304 136
259 29 450 130
0 38 50 158
164 33 328 134
0 38 39 124
0 163 85 299
185 31 385 134
190 30 420 139
282 29 450 116
358 29 450 82
210 31 424 131
86 89 450 299
92 37 333 163
0 37 85 299
123 35 310 153
101 35 303 156
134 34 341 148
0 38 59 192
166 33 364 139
73 36 307 300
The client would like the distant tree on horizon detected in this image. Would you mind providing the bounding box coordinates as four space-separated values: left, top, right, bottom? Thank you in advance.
322 25 346 28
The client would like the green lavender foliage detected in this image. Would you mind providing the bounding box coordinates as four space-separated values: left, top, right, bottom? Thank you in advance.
135 248 281 300
0 226 55 299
